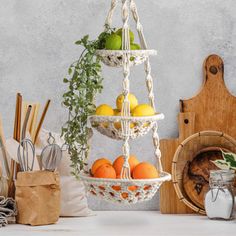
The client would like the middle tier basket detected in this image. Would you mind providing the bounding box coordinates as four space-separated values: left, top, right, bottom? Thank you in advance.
89 113 164 140
79 0 171 204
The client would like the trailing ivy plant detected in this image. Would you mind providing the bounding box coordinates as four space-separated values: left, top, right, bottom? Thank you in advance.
212 150 236 171
62 27 114 178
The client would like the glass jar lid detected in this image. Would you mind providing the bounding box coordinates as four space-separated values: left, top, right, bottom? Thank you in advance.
210 170 235 183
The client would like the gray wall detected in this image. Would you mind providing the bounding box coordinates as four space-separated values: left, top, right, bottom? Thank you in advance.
1 0 236 210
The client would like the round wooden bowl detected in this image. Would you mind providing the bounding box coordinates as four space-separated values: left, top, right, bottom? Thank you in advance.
172 130 236 214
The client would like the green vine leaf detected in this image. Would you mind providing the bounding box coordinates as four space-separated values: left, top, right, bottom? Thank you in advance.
212 150 236 171
62 27 114 178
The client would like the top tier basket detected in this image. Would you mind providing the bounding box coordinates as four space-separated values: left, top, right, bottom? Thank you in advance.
79 0 171 204
96 49 157 67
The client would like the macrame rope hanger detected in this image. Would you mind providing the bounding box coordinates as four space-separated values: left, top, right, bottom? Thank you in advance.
105 0 163 177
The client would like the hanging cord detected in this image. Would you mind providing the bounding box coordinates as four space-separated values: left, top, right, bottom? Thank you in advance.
130 0 162 173
144 59 156 110
152 123 162 172
121 0 131 50
146 56 162 172
130 0 148 49
120 0 131 179
104 0 118 30
130 0 156 109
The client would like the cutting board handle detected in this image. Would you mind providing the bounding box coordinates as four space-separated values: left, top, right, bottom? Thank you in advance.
203 54 224 83
180 54 231 113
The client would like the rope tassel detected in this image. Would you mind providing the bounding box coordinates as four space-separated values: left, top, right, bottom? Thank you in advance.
121 139 131 179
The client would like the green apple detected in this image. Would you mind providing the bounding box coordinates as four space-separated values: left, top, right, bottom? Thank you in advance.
116 28 134 43
130 43 141 50
105 34 122 50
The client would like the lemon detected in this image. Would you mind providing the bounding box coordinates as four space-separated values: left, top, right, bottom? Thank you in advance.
116 28 134 43
130 43 141 50
132 104 155 117
113 109 120 116
113 111 135 129
96 104 114 116
114 111 122 129
116 93 138 112
105 34 122 50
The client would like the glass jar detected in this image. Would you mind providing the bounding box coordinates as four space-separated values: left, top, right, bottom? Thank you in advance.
204 170 235 220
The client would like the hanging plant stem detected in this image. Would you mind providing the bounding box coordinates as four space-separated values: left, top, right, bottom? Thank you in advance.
62 27 114 178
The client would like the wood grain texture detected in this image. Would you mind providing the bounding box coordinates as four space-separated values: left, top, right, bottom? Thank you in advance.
182 147 224 209
160 54 236 214
8 93 22 198
183 55 236 135
172 131 236 214
160 139 193 213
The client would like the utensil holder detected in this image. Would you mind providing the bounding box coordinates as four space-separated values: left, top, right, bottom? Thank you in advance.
15 170 60 226
0 176 9 197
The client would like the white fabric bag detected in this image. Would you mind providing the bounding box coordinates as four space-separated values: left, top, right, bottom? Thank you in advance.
35 129 94 217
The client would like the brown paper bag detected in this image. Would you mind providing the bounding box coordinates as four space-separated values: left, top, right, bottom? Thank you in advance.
15 170 60 226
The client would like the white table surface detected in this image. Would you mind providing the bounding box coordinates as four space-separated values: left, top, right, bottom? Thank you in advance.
1 211 235 236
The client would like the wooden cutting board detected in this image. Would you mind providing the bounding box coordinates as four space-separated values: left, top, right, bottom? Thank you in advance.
160 54 236 214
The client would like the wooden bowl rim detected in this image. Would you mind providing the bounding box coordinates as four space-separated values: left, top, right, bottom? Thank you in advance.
193 146 231 158
172 130 236 214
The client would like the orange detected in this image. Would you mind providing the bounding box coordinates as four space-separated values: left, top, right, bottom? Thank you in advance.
91 158 112 176
112 185 121 191
99 186 105 191
121 192 128 199
113 155 139 176
144 185 152 190
112 175 137 192
120 186 137 199
94 163 116 179
128 185 138 191
132 162 159 179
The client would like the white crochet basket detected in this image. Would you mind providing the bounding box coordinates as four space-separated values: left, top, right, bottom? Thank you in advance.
96 49 157 67
80 172 171 204
89 113 164 140
79 0 171 204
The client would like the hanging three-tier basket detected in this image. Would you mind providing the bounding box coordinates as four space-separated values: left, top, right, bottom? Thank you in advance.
79 0 171 204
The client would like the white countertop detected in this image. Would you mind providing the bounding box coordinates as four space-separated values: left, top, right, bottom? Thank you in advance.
1 211 235 236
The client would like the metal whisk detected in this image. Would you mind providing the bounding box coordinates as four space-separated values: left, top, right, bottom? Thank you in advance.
40 133 64 171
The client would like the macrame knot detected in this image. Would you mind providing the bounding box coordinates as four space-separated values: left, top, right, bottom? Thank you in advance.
122 89 129 98
153 131 159 139
111 0 117 8
122 1 129 23
155 149 161 158
149 93 154 100
146 74 152 81
136 22 143 32
123 158 130 168
123 70 130 78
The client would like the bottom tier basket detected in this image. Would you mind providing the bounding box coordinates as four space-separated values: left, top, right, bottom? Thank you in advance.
80 172 171 204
